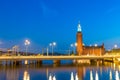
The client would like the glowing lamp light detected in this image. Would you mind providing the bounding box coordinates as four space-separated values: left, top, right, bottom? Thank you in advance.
90 44 92 47
114 44 118 49
83 43 85 46
24 39 30 56
25 40 30 46
53 42 56 46
49 43 52 46
95 44 98 47
49 42 56 56
71 44 73 47
75 43 77 46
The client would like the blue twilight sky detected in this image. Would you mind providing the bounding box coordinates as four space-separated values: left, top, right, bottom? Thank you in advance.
0 0 120 53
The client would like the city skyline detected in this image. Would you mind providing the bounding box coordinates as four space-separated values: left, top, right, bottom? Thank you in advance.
0 0 120 53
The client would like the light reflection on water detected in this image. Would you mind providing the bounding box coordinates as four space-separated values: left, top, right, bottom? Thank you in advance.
70 72 74 80
95 71 99 80
75 73 78 80
0 63 120 80
48 74 52 80
90 71 93 80
23 71 30 80
116 71 119 80
48 73 56 80
110 70 112 80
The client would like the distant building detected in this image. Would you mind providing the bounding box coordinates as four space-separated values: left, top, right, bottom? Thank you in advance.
76 22 105 56
106 48 120 55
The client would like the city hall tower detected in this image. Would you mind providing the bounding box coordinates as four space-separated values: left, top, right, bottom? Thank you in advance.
76 22 105 56
76 22 83 55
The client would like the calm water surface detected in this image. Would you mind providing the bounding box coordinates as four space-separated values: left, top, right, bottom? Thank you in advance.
0 62 120 80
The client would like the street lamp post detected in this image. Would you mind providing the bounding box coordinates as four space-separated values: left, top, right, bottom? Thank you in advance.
70 42 77 54
68 47 71 56
25 40 30 56
0 41 2 55
46 47 49 56
12 45 19 56
49 42 56 56
71 44 74 54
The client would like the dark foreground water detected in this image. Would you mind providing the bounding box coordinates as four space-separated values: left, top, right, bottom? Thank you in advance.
0 62 120 80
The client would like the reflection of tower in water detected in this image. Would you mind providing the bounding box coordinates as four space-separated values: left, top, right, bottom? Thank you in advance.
77 67 86 80
23 70 30 80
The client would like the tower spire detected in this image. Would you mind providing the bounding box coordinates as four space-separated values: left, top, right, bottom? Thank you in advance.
78 21 82 32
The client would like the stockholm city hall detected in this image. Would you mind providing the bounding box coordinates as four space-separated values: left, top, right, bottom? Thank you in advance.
76 22 105 56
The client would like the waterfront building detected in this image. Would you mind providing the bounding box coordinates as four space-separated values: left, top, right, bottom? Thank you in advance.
76 22 105 56
106 48 120 55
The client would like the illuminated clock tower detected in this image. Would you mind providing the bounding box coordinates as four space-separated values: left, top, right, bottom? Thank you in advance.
76 22 83 55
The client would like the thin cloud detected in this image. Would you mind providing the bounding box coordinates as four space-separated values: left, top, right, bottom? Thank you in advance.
105 6 120 15
40 2 58 18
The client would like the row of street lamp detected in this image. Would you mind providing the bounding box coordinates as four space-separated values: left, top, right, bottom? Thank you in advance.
24 40 57 56
70 43 77 54
49 42 56 56
26 41 76 56
2 38 119 56
24 40 30 56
